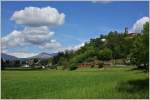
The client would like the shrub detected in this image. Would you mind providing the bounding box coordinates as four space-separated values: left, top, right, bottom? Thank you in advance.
69 63 78 70
91 64 94 68
98 62 104 68
98 48 112 61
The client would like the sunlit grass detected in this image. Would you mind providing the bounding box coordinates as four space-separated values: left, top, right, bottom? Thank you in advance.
1 67 149 99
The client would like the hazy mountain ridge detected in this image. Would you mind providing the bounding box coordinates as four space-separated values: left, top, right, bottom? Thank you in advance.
1 53 18 61
1 52 57 60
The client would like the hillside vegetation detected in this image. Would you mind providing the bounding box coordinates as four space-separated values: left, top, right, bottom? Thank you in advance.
51 22 149 71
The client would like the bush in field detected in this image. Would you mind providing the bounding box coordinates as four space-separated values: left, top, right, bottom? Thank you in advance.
69 63 78 70
50 65 57 69
58 57 69 70
91 64 95 68
98 62 104 68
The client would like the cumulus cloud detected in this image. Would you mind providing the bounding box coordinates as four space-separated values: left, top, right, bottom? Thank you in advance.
131 16 149 33
1 26 61 50
2 6 64 53
6 51 38 58
11 6 65 27
23 26 54 45
59 42 85 52
73 42 85 51
40 40 61 49
92 0 112 4
2 6 86 57
1 30 25 49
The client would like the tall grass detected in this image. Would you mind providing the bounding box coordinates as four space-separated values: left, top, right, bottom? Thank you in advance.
1 67 149 99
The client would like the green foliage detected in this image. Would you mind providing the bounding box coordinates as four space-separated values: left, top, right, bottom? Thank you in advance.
52 52 65 65
48 58 52 64
40 59 48 66
52 50 74 67
51 22 149 70
129 22 149 70
97 62 104 68
69 63 78 70
98 48 112 61
59 57 69 70
14 60 21 67
1 58 6 69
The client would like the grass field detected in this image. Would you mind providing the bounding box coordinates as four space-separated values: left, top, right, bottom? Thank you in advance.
1 67 149 99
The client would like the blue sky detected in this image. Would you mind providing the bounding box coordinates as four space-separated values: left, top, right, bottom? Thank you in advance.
1 1 149 58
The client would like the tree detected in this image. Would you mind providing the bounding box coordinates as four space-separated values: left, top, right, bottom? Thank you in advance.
1 58 5 69
5 60 10 67
98 48 112 61
52 52 65 65
14 60 21 67
40 59 48 67
129 22 149 70
59 57 68 70
69 63 78 70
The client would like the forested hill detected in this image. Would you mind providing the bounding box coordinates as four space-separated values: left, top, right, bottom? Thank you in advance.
51 22 149 70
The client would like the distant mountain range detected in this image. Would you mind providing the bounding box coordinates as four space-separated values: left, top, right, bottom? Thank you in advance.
1 53 18 61
1 52 57 61
30 52 57 59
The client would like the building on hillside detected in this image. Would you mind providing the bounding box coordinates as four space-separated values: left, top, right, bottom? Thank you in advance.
128 32 137 37
78 60 110 68
124 27 137 38
26 58 41 67
79 62 93 68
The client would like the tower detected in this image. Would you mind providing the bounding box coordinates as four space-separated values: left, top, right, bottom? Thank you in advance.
125 27 128 34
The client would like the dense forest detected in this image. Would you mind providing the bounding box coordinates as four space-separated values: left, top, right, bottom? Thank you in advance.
51 22 149 71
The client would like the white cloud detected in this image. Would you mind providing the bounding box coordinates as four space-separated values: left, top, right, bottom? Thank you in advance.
58 42 85 52
23 26 54 45
1 26 60 50
1 30 25 49
2 6 86 55
11 6 65 27
2 6 65 52
73 42 85 51
40 41 61 49
131 16 149 33
92 0 112 4
6 51 38 58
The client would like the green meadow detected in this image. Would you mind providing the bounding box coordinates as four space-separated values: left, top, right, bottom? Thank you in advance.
1 67 149 99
